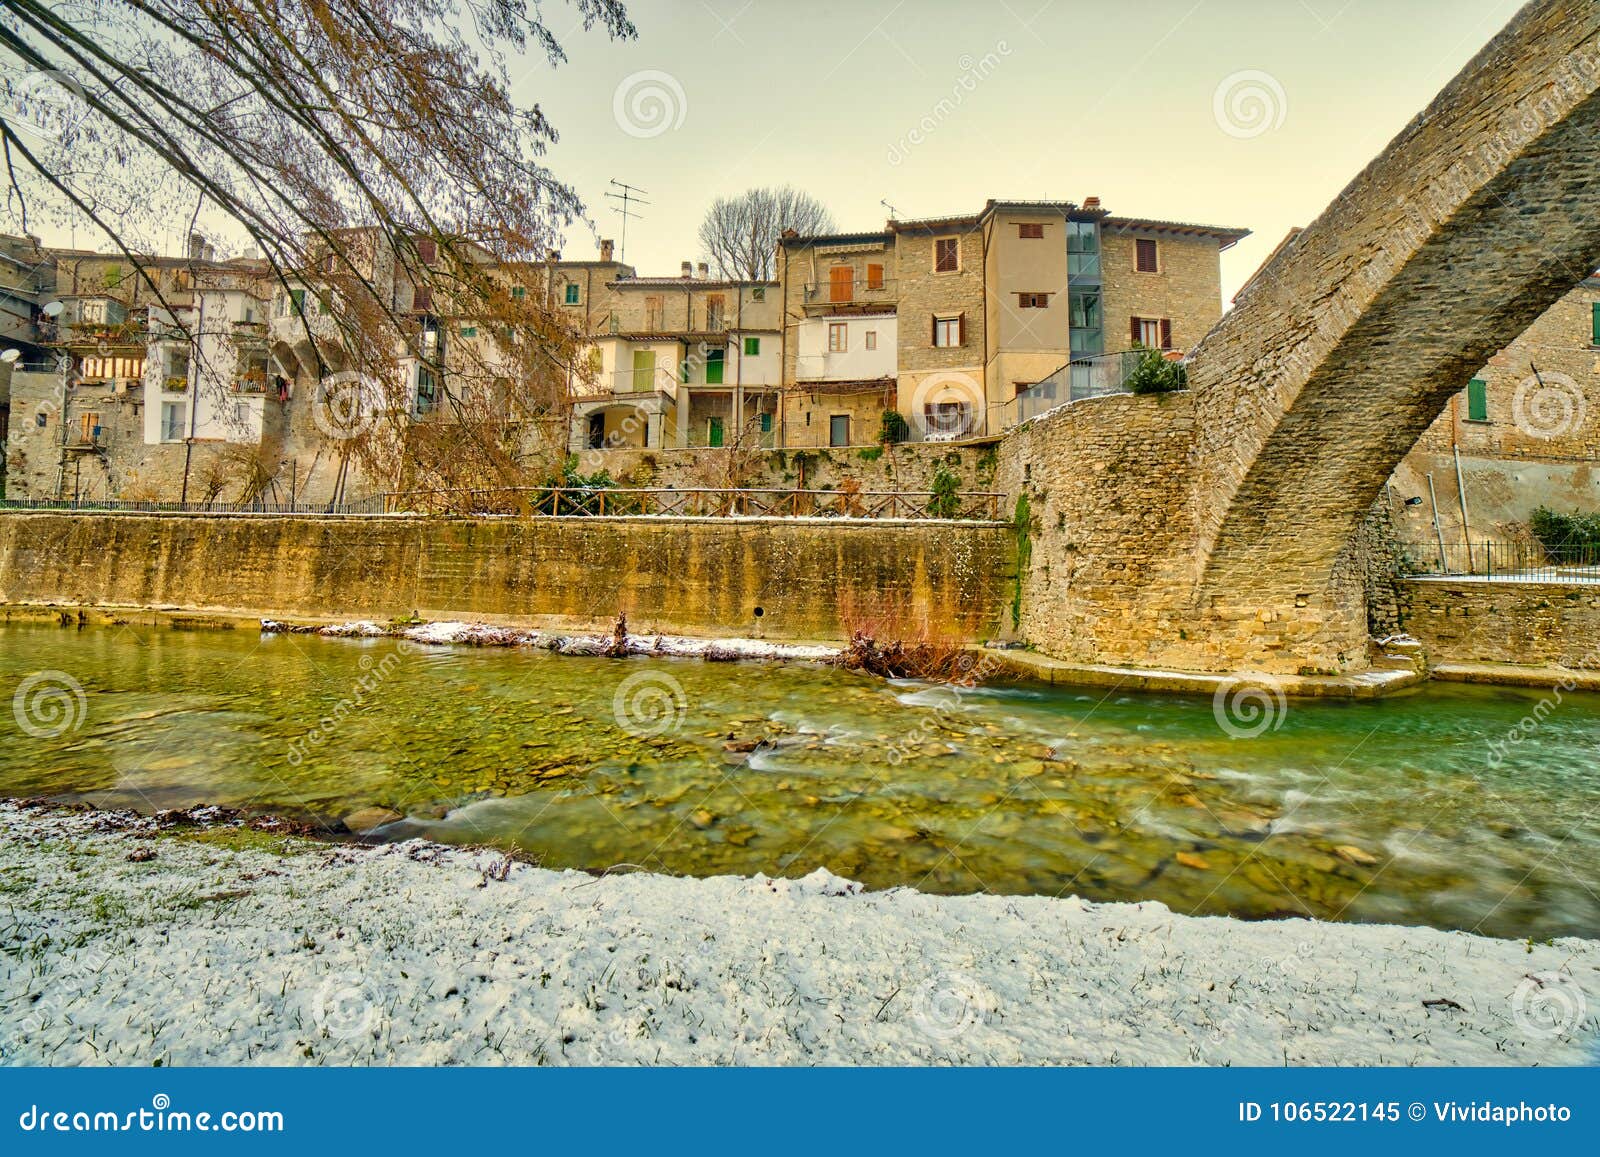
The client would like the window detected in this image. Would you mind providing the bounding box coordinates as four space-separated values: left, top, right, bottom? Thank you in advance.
933 314 963 347
289 287 306 315
79 412 100 443
511 286 526 301
1592 301 1600 346
416 238 437 265
705 347 725 384
865 330 877 350
1132 316 1171 349
233 402 249 426
1016 292 1050 309
35 411 48 429
934 237 959 273
866 263 885 290
706 294 725 330
829 266 854 303
707 417 724 448
166 349 190 382
461 325 477 338
1018 222 1045 239
743 337 761 356
645 296 664 331
751 286 765 302
760 412 773 434
415 366 437 413
1466 377 1489 422
1135 238 1159 273
1067 221 1100 277
412 285 433 313
564 283 580 305
160 401 184 442
829 414 850 447
828 322 848 352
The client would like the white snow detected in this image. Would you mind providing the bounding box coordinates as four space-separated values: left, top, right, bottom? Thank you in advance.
260 619 841 663
2 804 1595 1067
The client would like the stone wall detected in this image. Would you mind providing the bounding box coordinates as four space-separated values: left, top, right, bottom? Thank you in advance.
1399 578 1600 668
0 513 1014 643
577 439 1002 497
1099 229 1229 354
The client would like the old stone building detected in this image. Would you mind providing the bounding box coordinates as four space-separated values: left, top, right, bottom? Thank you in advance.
776 199 1247 447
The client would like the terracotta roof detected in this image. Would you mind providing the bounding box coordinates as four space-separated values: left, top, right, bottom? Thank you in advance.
1102 216 1251 248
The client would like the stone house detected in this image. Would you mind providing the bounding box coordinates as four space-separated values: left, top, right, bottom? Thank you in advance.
776 199 1248 446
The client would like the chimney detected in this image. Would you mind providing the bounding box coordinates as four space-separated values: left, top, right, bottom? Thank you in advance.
697 262 708 279
1083 196 1102 211
201 242 216 264
681 260 693 279
599 239 614 262
547 248 561 261
187 232 205 261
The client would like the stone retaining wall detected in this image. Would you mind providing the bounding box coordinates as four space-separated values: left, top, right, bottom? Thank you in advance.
0 513 1014 643
1399 578 1600 668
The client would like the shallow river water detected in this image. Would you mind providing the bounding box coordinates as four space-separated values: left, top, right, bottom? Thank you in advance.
3 622 1598 940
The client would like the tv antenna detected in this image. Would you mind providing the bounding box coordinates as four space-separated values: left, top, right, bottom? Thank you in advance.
880 198 899 221
606 180 649 263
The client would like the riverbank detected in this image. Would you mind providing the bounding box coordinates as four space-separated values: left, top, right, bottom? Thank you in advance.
2 803 1594 1066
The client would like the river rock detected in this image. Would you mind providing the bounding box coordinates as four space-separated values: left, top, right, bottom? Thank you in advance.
1334 844 1379 866
343 806 403 833
1176 851 1211 871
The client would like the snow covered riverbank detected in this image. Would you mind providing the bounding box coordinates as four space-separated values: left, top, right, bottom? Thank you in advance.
2 803 1595 1066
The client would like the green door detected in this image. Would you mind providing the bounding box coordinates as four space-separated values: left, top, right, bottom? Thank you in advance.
705 348 725 385
707 417 724 447
631 350 655 392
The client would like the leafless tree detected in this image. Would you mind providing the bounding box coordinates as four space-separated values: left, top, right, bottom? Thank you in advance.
1 0 633 500
697 185 834 281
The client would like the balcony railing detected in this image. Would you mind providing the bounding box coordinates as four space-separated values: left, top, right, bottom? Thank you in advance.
802 278 897 306
995 350 1156 430
1399 541 1600 584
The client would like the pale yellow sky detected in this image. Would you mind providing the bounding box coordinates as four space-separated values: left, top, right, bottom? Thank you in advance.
530 0 1530 300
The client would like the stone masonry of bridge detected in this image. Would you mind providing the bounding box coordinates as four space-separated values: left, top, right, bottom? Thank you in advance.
1001 0 1600 676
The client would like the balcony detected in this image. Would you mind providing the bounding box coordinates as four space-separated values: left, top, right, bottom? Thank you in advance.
801 277 897 310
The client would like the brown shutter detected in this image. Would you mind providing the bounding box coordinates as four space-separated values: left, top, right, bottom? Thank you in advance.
958 313 966 346
931 315 938 344
1160 318 1172 349
412 285 432 313
1131 316 1142 345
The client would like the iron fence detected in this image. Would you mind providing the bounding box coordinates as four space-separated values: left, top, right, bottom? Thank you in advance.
0 487 1006 522
1400 541 1600 583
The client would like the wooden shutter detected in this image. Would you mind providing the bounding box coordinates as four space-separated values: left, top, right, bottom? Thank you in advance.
867 263 884 290
957 313 966 346
829 266 853 302
412 285 432 313
1592 301 1600 345
416 239 437 265
1131 316 1143 345
1136 238 1158 272
1160 318 1172 349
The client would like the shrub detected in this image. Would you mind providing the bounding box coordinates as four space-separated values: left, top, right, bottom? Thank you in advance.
926 464 961 519
879 410 910 444
1125 347 1187 395
1529 507 1600 558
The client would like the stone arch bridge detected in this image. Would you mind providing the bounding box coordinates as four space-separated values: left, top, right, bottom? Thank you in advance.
1001 0 1600 675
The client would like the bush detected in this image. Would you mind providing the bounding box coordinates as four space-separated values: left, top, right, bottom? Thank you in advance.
1529 507 1600 558
1125 347 1187 395
879 410 910 444
926 464 961 519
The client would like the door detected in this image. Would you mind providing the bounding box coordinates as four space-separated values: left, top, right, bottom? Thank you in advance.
705 348 724 384
829 266 854 303
707 417 724 448
587 412 606 449
631 350 655 392
829 414 849 447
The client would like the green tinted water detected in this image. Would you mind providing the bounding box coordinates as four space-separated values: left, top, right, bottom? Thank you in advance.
3 622 1598 939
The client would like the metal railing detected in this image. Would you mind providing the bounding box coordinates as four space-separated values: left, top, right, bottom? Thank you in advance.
996 349 1158 430
1400 541 1600 583
1 488 1005 521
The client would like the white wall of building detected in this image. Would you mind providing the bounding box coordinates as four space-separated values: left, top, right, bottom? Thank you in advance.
794 314 896 382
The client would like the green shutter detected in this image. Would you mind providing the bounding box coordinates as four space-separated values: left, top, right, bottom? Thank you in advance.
760 412 772 433
1467 378 1488 422
705 348 724 384
1591 301 1600 345
707 417 724 447
744 337 760 356
565 283 580 305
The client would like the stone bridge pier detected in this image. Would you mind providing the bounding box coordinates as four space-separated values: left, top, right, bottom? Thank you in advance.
1003 0 1600 676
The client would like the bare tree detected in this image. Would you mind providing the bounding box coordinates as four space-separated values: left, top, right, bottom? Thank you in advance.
1 0 633 500
697 185 834 281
